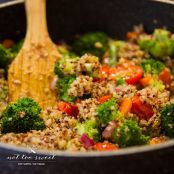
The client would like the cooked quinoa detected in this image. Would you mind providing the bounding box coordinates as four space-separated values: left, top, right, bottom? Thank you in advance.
68 75 93 97
1 26 174 152
77 98 98 120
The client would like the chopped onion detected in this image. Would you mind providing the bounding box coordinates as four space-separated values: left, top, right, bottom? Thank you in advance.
80 134 94 149
102 121 117 139
115 87 122 93
50 75 58 90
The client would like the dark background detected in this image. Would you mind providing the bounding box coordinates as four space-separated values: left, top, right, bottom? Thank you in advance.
0 0 14 2
0 0 174 42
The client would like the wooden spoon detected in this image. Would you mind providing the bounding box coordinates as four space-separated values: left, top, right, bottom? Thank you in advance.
8 0 60 109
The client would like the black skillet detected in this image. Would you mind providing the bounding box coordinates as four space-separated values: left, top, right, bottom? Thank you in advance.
0 0 174 174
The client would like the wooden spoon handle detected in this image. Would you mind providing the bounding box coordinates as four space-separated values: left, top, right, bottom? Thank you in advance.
8 0 60 109
25 0 49 44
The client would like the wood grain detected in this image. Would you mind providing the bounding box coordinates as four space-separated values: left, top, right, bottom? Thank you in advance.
8 0 60 108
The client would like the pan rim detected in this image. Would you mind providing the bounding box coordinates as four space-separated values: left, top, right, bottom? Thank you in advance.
0 0 174 8
0 0 174 9
0 139 174 157
0 0 24 8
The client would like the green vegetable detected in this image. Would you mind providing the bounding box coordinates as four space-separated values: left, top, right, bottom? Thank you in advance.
81 55 100 77
0 98 45 133
57 45 78 59
54 61 64 77
55 46 80 77
150 79 165 91
109 43 117 63
96 98 119 125
108 42 118 66
110 40 126 51
56 76 76 102
76 119 100 142
113 119 149 147
11 39 23 55
54 57 79 77
140 59 165 75
0 39 23 69
107 40 126 66
0 45 14 68
72 32 108 60
138 29 174 59
153 29 171 42
160 104 174 137
116 76 125 86
54 54 99 77
138 35 155 52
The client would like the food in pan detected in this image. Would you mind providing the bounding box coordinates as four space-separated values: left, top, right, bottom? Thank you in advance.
0 25 174 151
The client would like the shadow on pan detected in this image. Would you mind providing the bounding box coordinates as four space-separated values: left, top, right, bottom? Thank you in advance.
0 0 174 174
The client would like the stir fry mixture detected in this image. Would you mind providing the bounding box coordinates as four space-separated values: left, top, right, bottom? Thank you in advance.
0 25 174 151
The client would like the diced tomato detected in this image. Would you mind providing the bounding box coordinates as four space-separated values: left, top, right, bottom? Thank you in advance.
57 101 72 115
93 142 119 151
100 65 110 78
57 101 67 111
57 101 79 117
109 64 143 85
119 97 132 116
93 77 104 82
127 32 138 41
71 105 79 117
2 39 14 48
98 94 113 104
159 68 171 86
75 98 81 103
131 95 154 120
139 76 152 87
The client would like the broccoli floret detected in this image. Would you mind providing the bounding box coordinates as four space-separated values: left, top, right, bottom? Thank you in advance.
11 39 23 55
0 98 46 133
153 29 170 41
57 45 77 59
80 55 100 77
150 78 165 91
55 45 80 77
54 57 79 77
113 119 149 147
138 29 174 59
76 119 100 142
96 98 120 125
56 76 76 102
116 76 125 86
160 104 174 138
0 44 15 68
54 54 99 78
72 32 108 60
54 61 64 77
140 59 165 75
138 35 155 52
0 39 23 69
